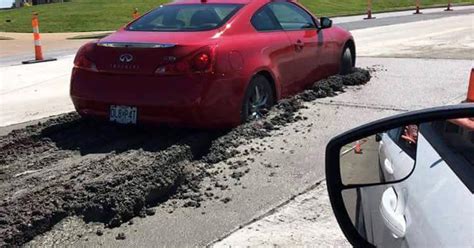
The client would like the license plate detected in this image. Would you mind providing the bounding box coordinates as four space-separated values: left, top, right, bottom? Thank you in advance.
110 105 137 124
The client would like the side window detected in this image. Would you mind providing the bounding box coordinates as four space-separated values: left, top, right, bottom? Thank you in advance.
421 121 474 191
215 7 234 19
176 8 195 26
268 2 315 31
387 128 401 142
387 126 417 159
251 6 282 31
428 120 474 165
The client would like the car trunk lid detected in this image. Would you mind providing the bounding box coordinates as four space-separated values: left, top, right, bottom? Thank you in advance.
94 30 218 75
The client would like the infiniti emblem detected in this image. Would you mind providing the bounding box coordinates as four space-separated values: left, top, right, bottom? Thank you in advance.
119 54 134 63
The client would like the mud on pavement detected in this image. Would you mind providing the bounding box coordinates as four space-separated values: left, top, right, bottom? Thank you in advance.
0 68 370 247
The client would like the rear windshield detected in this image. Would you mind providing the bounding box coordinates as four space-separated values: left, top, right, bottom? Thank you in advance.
128 4 243 32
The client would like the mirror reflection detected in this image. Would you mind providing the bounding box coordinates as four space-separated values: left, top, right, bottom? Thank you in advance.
341 118 474 247
340 124 418 186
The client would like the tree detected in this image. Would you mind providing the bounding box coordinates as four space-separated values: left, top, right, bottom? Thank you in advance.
15 0 21 8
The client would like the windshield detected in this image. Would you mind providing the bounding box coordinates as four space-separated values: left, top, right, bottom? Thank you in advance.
127 4 243 32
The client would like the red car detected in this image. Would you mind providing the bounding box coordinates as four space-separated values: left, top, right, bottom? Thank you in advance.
71 0 355 128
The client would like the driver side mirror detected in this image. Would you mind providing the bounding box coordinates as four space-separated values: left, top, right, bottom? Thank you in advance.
325 104 474 247
319 17 332 29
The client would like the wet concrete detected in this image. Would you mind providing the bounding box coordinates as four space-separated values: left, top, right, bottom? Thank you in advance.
0 68 371 247
60 56 468 247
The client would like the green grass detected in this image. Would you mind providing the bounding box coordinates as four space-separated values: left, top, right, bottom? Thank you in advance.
0 0 168 33
0 0 472 33
300 0 473 17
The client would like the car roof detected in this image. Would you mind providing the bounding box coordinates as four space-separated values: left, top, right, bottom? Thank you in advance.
169 0 262 4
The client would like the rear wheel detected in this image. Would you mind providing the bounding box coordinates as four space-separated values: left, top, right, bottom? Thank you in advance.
241 75 275 123
340 47 353 75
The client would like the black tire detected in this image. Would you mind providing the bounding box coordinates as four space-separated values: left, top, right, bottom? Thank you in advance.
241 75 275 123
340 46 353 75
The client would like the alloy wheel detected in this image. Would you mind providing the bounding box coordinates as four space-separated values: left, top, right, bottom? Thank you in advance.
247 84 270 120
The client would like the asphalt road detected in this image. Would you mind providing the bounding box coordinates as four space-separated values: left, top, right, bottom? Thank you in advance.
338 6 474 31
1 6 473 247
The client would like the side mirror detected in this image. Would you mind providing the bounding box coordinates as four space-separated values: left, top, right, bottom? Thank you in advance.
375 133 382 142
319 17 332 29
325 104 474 247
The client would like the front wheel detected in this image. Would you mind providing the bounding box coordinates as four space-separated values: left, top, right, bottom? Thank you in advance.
340 47 354 75
241 75 275 123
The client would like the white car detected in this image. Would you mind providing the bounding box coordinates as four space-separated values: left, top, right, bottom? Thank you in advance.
358 120 474 247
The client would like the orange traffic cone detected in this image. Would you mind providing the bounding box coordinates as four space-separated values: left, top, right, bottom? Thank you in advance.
467 68 474 103
22 12 56 64
132 8 140 19
32 12 43 61
355 141 363 154
364 0 376 20
414 0 422 14
445 0 453 11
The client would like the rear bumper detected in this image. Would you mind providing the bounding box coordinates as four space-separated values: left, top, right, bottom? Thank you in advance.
70 68 245 128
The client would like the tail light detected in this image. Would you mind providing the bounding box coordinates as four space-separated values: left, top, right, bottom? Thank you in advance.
155 46 215 75
192 53 210 71
74 42 98 72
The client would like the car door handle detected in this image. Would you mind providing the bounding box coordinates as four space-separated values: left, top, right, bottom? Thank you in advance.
383 158 394 175
380 187 406 239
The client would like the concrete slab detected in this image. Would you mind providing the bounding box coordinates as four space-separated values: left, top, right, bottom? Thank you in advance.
26 55 469 246
0 32 98 66
1 8 472 247
352 14 474 59
333 5 474 24
0 56 75 126
213 182 350 248
1 4 471 128
209 59 472 248
317 57 472 110
64 97 399 248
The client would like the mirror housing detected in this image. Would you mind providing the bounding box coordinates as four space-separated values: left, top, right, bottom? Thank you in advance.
375 133 382 142
325 104 474 247
319 17 333 29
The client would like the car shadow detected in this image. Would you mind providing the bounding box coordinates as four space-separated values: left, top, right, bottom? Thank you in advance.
38 117 224 158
